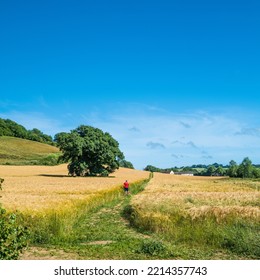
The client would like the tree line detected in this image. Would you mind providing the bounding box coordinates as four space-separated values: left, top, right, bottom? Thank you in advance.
144 157 260 179
227 157 260 178
0 118 53 145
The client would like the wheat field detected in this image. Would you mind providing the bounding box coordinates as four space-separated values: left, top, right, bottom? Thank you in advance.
0 164 149 213
131 172 260 223
129 172 260 258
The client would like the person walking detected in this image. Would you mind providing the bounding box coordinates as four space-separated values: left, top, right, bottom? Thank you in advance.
123 180 129 195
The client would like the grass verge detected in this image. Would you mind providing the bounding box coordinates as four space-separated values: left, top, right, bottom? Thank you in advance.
22 178 150 246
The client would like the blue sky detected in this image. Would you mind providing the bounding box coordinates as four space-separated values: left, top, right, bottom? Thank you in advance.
1 0 260 169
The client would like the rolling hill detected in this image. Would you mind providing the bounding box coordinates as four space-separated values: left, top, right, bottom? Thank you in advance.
0 136 61 165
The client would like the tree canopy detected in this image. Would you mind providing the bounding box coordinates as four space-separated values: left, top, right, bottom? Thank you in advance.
55 125 124 176
119 159 134 169
0 118 53 145
227 157 260 178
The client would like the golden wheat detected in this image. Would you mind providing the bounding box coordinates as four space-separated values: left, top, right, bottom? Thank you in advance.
0 164 149 213
132 172 260 222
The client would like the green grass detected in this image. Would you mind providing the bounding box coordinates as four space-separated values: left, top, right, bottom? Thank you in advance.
127 204 260 259
0 136 61 165
23 178 166 259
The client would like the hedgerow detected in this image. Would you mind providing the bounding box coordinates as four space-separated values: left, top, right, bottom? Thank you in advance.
0 178 29 260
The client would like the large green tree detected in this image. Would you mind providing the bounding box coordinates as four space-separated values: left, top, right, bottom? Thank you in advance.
55 125 124 176
206 165 217 176
227 160 238 177
237 157 254 178
227 157 260 179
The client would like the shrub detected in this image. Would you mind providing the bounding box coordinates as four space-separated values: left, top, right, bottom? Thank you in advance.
0 178 29 260
39 153 60 165
137 239 166 256
221 223 260 258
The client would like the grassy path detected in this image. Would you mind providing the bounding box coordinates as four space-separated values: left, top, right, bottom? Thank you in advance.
21 178 165 259
66 196 157 259
20 177 246 260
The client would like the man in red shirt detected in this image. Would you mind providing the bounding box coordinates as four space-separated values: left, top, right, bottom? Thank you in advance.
123 180 129 195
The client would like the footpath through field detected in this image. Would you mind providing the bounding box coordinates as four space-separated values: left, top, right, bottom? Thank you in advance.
20 178 158 260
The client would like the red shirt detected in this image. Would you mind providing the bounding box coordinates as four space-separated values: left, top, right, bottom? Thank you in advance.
124 181 129 188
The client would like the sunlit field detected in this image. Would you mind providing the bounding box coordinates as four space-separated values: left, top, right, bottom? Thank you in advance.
1 165 259 259
130 173 260 258
0 164 149 214
0 164 150 247
132 173 259 221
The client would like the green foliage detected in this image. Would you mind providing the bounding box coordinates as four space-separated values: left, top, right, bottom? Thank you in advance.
216 166 225 175
0 178 29 259
227 157 260 179
143 160 259 178
252 168 260 178
0 118 54 145
0 118 27 138
122 204 136 225
55 125 124 176
27 128 53 144
227 160 238 177
144 165 161 172
144 165 199 175
181 167 192 172
38 153 60 165
119 159 134 169
137 239 166 256
0 209 29 260
221 223 260 258
206 165 217 176
237 157 253 178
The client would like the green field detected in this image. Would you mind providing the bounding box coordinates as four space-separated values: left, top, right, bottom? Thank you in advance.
0 136 60 165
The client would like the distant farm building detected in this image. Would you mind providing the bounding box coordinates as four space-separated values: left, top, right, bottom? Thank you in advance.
170 171 194 176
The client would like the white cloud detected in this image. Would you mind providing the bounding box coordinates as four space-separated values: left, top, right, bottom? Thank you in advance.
180 121 191 128
235 127 260 137
146 141 165 149
129 126 141 132
87 105 260 168
1 103 260 169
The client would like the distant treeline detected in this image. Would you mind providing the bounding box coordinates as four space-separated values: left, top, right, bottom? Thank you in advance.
0 118 54 145
118 159 134 169
144 157 260 178
144 163 227 175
